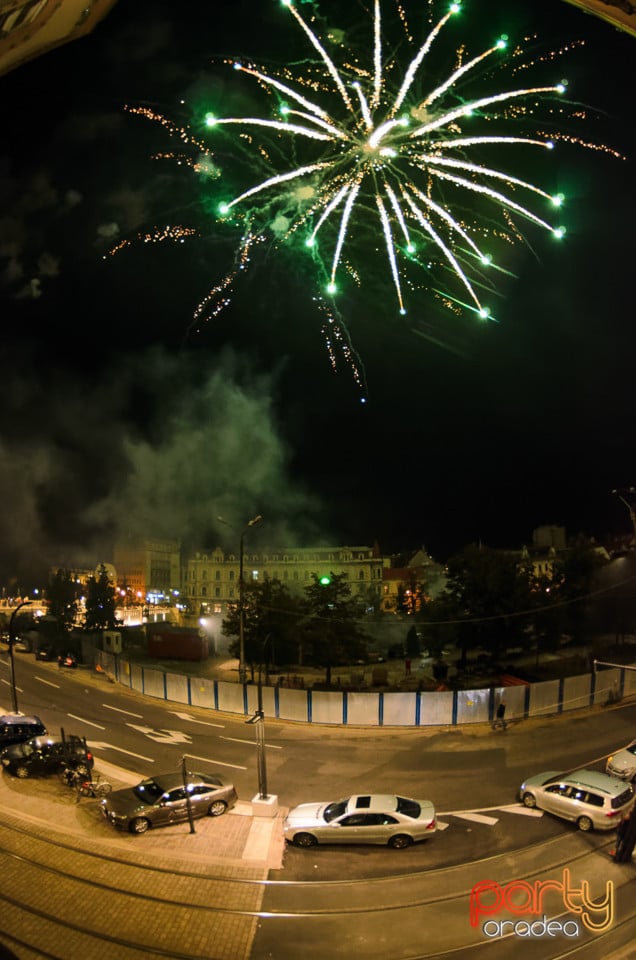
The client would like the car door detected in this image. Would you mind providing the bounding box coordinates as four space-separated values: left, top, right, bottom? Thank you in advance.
541 783 572 819
331 812 386 844
37 743 60 775
158 786 190 824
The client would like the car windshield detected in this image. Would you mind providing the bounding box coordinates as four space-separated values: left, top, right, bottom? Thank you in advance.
132 779 165 804
396 797 421 817
544 774 569 786
626 744 636 757
323 800 349 822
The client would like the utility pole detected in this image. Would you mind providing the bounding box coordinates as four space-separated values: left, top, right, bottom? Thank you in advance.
217 514 263 685
611 487 636 542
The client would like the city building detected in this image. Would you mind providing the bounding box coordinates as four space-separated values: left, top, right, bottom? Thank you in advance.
113 538 181 608
185 543 387 617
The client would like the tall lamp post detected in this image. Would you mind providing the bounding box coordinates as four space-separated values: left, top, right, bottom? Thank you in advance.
217 514 263 685
611 487 636 542
8 600 33 714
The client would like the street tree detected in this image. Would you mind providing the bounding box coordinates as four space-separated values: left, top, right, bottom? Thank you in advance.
47 569 80 637
84 564 118 631
302 572 368 686
222 577 302 680
444 545 535 667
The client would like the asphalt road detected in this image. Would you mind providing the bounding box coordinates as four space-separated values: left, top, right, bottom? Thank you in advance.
2 651 635 881
2 651 635 960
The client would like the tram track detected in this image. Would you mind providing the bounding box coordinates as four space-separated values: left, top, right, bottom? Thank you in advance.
0 814 632 960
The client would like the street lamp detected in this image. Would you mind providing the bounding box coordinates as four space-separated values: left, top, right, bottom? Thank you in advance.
8 600 34 714
217 514 263 684
611 488 636 542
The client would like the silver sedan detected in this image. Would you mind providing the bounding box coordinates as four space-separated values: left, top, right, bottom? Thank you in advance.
283 793 436 849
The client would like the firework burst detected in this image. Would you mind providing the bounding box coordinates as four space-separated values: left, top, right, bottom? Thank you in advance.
121 0 620 389
203 0 620 326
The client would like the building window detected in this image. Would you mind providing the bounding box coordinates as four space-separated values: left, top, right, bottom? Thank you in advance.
229 570 235 581
202 587 207 597
229 588 234 598
215 587 221 598
359 570 365 579
214 604 222 614
215 570 221 581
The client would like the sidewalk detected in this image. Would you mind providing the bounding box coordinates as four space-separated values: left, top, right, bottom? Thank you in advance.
0 755 286 872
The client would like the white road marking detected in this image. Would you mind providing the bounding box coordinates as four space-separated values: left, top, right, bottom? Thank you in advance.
435 821 450 831
91 741 154 762
67 714 106 730
186 752 247 771
498 804 544 818
220 735 283 750
450 812 500 826
0 679 22 692
102 703 143 718
126 724 193 745
243 817 276 859
171 711 224 728
35 677 60 688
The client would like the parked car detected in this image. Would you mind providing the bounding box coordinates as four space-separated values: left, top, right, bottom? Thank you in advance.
606 741 636 782
100 771 238 834
35 645 55 661
283 793 437 849
0 715 47 748
0 735 94 778
519 768 635 831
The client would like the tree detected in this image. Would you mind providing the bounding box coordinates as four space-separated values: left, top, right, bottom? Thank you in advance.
444 545 534 667
222 577 302 680
47 569 80 637
301 572 368 686
84 565 118 631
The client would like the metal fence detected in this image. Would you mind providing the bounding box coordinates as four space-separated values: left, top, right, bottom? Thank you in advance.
96 652 636 726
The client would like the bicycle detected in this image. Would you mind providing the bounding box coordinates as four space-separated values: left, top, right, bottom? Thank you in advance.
62 767 112 800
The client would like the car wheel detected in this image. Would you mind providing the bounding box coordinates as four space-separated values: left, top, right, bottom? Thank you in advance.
130 817 150 834
522 792 537 809
388 834 413 849
15 766 30 779
294 832 318 848
208 800 227 817
577 816 593 832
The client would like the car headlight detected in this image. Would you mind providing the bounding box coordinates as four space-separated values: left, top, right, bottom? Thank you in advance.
1 759 10 767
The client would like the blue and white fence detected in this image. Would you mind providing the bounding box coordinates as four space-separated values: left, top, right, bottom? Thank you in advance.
97 653 636 727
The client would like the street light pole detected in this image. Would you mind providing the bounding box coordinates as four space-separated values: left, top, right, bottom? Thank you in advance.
8 600 33 714
217 514 263 685
611 487 636 542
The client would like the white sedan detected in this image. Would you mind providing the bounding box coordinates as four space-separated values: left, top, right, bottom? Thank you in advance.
284 793 436 849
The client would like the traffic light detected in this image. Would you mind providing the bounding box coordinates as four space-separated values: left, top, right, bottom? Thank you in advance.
319 575 331 586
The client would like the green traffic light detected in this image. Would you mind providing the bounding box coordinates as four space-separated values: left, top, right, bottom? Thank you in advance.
319 575 331 586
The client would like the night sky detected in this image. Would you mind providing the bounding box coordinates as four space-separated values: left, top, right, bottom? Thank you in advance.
0 0 634 588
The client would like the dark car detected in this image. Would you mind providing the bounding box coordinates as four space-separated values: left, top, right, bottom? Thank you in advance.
0 715 47 748
0 735 94 779
35 645 55 661
101 771 238 834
